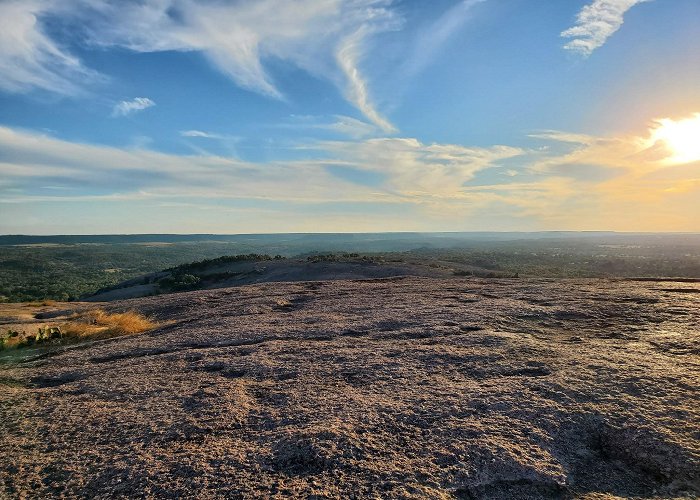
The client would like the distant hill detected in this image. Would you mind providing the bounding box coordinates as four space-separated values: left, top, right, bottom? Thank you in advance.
2 233 698 302
83 253 507 302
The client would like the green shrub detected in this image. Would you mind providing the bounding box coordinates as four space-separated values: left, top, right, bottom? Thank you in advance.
159 273 201 291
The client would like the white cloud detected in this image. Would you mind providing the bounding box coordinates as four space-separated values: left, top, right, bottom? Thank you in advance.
278 115 379 139
180 130 223 139
401 0 485 79
0 126 520 208
326 116 379 139
112 97 156 117
2 124 700 231
528 131 597 145
0 0 401 129
0 0 98 94
80 0 398 130
314 137 523 197
0 126 383 205
336 24 397 133
561 0 649 56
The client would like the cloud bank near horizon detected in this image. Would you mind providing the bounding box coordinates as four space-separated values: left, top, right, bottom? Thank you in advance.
0 122 697 233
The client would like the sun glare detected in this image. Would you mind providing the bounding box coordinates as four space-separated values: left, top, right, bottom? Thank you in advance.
650 113 700 164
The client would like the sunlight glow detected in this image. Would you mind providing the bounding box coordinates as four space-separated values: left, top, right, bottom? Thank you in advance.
650 113 700 164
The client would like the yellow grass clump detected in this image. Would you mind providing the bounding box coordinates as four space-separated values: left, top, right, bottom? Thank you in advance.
26 300 58 307
63 309 157 339
1 308 157 351
1 335 26 350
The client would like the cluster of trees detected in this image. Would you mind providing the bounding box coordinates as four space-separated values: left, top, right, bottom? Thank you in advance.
168 253 282 274
160 254 286 292
0 244 279 302
305 253 381 263
158 274 202 291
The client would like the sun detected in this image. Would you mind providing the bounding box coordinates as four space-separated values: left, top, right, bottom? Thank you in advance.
650 113 700 164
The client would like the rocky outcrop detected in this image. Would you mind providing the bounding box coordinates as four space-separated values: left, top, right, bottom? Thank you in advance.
1 277 698 498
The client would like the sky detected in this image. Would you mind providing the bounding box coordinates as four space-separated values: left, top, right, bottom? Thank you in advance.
0 0 699 234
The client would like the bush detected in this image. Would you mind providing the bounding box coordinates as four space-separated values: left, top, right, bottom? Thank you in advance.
159 273 201 291
306 253 363 263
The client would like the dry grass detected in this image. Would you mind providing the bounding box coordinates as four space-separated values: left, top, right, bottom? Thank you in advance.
1 335 27 350
1 309 157 350
26 300 58 308
63 310 157 339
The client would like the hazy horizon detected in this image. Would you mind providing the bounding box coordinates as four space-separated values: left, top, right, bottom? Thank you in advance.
0 229 700 237
5 231 629 237
1 0 699 233
4 230 700 242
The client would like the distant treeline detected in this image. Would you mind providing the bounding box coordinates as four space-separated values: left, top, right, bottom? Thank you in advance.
1 235 699 302
4 231 687 247
0 234 287 245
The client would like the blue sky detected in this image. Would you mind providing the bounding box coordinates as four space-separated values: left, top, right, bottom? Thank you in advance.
0 0 699 234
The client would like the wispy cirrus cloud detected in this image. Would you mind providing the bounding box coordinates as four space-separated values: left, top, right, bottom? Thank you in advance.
0 125 374 204
0 125 520 209
335 23 397 133
401 0 485 80
561 0 650 56
180 130 224 139
325 116 380 139
1 0 399 131
0 0 99 95
277 115 379 139
120 0 399 131
112 97 156 117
